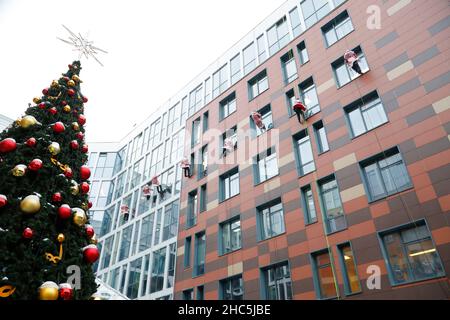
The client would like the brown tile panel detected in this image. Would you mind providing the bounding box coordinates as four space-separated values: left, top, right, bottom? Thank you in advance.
405 105 436 126
346 207 372 227
287 230 307 246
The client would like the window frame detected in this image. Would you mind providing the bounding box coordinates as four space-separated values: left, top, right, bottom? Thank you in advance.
280 50 298 84
260 261 293 300
219 274 244 300
310 248 339 300
219 92 237 121
248 70 269 101
219 167 240 202
312 120 330 154
253 147 279 185
293 129 316 177
317 174 347 235
321 10 354 48
219 216 242 255
337 241 362 296
300 184 318 225
257 199 286 241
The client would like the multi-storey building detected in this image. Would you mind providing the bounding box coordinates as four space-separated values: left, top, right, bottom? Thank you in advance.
174 0 450 300
0 114 13 132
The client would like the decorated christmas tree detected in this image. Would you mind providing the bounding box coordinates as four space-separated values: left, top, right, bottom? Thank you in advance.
0 61 98 300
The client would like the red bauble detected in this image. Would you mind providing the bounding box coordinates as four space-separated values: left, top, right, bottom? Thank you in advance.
42 88 49 95
88 201 93 208
38 102 46 109
81 144 88 153
67 89 75 96
26 137 37 147
82 96 88 103
58 204 72 219
59 283 73 300
64 168 73 178
61 100 67 106
80 166 91 180
85 225 95 238
0 138 17 153
75 132 84 140
52 122 65 133
23 227 33 239
78 115 86 126
70 140 79 150
28 159 43 171
51 192 62 203
48 107 57 115
68 64 73 69
83 245 99 263
0 194 7 208
80 182 90 194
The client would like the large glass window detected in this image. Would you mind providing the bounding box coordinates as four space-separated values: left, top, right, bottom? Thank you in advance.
318 176 346 234
94 152 116 178
230 54 241 85
100 236 114 270
322 10 354 47
297 41 309 64
289 7 302 37
194 231 206 277
345 91 388 137
380 220 444 285
162 200 179 241
312 250 338 299
167 243 176 288
301 0 331 28
191 118 201 147
189 85 203 117
333 46 369 87
299 77 320 116
150 247 166 293
139 213 154 252
187 190 198 228
100 205 114 236
262 262 292 300
119 225 133 261
220 275 244 300
130 159 143 190
281 50 298 84
361 147 412 201
219 92 237 121
253 104 273 136
199 145 208 178
258 200 285 240
243 42 256 75
200 184 207 213
313 120 329 153
220 167 240 201
184 236 192 268
254 147 278 184
127 257 142 299
204 77 212 104
337 243 361 294
257 35 267 63
267 16 290 55
301 185 317 224
213 64 229 99
220 217 242 255
167 103 180 135
248 70 269 100
294 129 315 176
153 208 162 246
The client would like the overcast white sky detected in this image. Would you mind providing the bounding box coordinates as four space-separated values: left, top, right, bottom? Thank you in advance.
0 0 286 143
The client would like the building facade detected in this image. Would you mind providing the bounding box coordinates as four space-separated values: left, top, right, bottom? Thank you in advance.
0 114 13 132
174 0 450 300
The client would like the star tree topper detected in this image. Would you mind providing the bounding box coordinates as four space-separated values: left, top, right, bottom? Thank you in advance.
57 25 108 66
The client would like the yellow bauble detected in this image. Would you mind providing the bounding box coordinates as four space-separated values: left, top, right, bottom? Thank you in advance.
57 233 65 243
71 75 81 82
19 115 38 128
20 195 41 214
48 142 61 155
90 234 98 245
90 294 103 300
71 122 80 131
51 80 59 88
63 105 71 113
67 80 75 87
73 208 87 226
33 97 41 104
39 282 59 300
12 164 27 177
70 181 79 195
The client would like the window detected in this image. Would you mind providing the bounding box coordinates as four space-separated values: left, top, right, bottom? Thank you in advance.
261 262 292 300
297 41 309 64
199 145 208 178
311 250 338 299
322 10 354 47
220 275 244 300
100 205 114 236
200 184 207 213
150 247 166 293
130 159 143 189
181 96 188 125
289 7 302 37
318 175 346 234
293 129 315 176
380 220 444 285
360 147 412 201
299 77 320 116
100 236 114 269
167 103 180 135
153 208 162 245
139 213 154 252
252 104 273 137
248 70 269 100
333 46 369 87
127 257 142 299
113 146 126 175
281 50 298 84
219 92 237 121
202 111 208 133
191 118 201 146
149 144 163 178
88 152 98 171
337 243 361 295
219 217 242 255
221 126 238 153
189 85 203 117
220 167 240 202
196 286 204 300
204 78 212 104
257 34 267 63
254 147 279 184
301 185 317 224
258 199 285 240
230 54 241 85
119 225 133 261
267 16 290 55
301 0 331 28
182 289 194 300
148 118 161 148
313 120 329 153
213 64 229 99
193 231 206 277
187 190 198 228
171 130 185 164
94 152 116 178
345 91 388 137
162 200 179 241
243 42 256 75
184 236 192 268
167 243 176 289
286 89 296 117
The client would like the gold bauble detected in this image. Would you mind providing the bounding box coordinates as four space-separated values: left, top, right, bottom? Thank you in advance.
72 208 87 226
81 202 89 211
67 80 75 87
33 97 41 104
90 294 103 300
90 234 98 245
48 142 61 155
71 75 81 82
63 105 71 113
12 164 27 177
57 233 65 243
20 195 41 214
19 115 38 128
51 80 59 88
39 281 59 300
71 122 80 131
70 181 79 195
